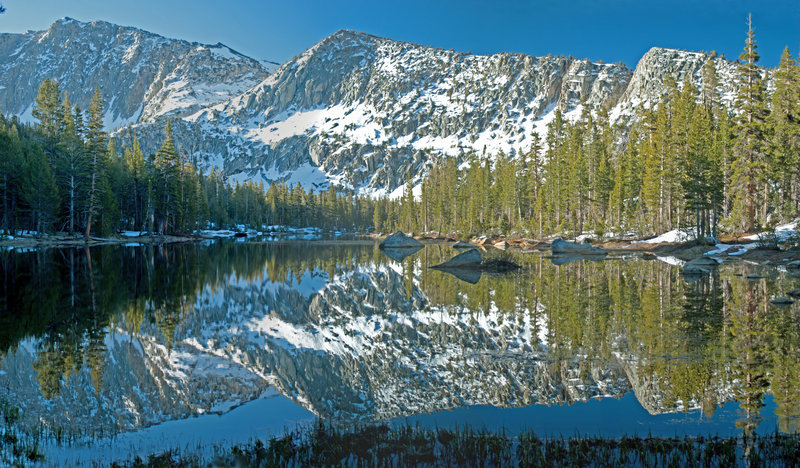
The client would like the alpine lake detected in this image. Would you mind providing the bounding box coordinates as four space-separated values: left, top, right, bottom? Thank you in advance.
1 236 799 465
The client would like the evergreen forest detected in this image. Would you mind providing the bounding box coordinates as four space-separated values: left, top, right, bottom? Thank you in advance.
1 23 798 240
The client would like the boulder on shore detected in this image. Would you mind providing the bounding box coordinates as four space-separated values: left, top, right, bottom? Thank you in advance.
551 238 606 255
379 231 423 249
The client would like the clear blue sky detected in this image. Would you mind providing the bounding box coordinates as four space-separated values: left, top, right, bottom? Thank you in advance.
1 0 798 68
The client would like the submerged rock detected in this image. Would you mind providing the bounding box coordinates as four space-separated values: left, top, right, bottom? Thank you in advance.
379 232 423 249
682 257 718 276
551 238 606 255
452 241 476 250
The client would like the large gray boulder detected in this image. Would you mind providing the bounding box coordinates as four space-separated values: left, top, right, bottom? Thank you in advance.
379 232 423 249
432 249 520 272
551 238 606 255
432 249 483 269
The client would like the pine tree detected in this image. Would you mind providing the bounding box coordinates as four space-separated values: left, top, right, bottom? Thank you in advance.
768 46 800 219
21 145 59 233
731 15 769 232
702 53 720 110
641 109 663 233
32 78 62 164
683 104 714 239
84 87 107 241
154 120 180 234
526 133 544 235
402 174 415 233
57 92 87 234
0 120 24 232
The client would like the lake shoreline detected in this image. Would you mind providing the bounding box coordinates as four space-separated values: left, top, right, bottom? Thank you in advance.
0 229 357 250
3 230 798 268
375 232 800 268
0 233 198 250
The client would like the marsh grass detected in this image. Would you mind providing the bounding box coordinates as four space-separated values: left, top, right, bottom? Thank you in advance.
112 421 800 467
1 398 44 466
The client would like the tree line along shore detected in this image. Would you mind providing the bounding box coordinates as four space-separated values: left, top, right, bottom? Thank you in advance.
2 21 799 255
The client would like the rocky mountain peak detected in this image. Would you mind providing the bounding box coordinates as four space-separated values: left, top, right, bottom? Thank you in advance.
0 19 752 198
609 46 740 121
0 18 271 129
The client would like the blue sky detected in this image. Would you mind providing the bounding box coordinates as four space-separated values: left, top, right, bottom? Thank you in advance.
1 0 798 68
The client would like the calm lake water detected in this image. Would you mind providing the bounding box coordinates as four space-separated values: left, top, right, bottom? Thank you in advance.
1 239 799 464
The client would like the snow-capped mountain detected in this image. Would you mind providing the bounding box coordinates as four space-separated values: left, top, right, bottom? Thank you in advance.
0 17 271 129
0 19 743 197
125 30 634 195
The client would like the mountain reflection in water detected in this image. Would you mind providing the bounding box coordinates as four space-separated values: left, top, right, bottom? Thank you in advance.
1 240 799 445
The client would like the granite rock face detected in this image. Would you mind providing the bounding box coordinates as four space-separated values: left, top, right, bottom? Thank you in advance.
0 17 272 129
1 20 749 198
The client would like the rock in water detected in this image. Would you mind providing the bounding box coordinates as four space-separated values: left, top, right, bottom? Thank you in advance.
682 257 718 276
432 249 483 269
379 232 423 249
551 238 606 255
452 241 476 250
432 249 520 272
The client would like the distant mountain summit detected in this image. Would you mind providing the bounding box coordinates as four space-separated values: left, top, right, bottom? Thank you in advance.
0 20 742 197
0 17 270 128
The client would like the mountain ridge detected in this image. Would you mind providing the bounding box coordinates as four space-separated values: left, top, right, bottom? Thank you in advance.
0 19 745 198
0 17 271 128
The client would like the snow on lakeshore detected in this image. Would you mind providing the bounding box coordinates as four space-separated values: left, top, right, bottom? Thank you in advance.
633 228 696 244
743 220 799 242
633 220 800 259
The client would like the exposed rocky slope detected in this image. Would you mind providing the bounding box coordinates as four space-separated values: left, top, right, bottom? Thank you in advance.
0 19 745 197
125 30 635 195
0 18 272 129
